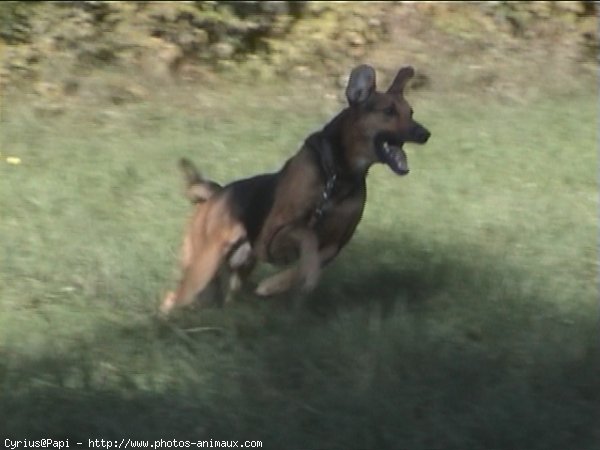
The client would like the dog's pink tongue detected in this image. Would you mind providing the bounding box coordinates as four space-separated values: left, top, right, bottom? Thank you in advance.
385 145 409 175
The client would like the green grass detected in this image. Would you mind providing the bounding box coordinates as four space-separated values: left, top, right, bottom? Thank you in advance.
0 78 597 449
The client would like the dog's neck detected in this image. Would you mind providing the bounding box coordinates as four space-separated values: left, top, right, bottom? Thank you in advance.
305 108 368 190
319 108 370 179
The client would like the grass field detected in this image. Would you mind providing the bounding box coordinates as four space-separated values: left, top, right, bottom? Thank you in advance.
0 74 598 449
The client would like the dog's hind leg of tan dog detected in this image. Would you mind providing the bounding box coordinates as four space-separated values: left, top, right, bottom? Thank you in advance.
160 201 248 315
160 159 250 315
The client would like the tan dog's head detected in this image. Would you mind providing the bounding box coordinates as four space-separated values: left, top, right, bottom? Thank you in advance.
341 65 431 175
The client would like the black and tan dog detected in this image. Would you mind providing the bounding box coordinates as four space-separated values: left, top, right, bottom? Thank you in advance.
160 64 430 315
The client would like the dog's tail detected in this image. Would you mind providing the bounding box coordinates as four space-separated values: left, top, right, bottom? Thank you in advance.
179 158 222 203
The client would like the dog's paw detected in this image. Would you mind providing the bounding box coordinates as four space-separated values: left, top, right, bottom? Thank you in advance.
228 272 242 293
301 270 320 293
228 241 252 270
255 282 275 297
300 261 321 293
255 267 299 297
159 291 176 316
255 278 289 297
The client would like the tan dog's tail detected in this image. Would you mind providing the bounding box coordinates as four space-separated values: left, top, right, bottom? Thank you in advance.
179 158 222 203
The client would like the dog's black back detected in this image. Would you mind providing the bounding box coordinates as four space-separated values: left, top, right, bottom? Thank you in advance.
228 173 279 244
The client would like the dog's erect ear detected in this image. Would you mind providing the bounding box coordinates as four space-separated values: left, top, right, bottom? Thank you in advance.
346 64 376 106
387 66 415 96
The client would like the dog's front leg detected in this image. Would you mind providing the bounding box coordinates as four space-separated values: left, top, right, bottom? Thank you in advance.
224 241 255 304
255 266 300 297
255 228 320 297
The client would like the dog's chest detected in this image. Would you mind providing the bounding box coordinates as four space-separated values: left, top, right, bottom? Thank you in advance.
311 177 366 230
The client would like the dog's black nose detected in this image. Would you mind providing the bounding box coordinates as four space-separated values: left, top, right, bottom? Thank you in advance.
412 123 431 144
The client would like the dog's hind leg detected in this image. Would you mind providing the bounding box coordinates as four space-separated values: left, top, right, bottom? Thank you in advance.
160 223 247 315
160 243 225 314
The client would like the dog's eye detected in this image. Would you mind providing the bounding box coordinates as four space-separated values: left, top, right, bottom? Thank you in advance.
383 105 396 116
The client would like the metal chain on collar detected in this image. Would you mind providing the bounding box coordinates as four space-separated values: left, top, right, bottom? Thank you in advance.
313 173 337 222
306 132 338 224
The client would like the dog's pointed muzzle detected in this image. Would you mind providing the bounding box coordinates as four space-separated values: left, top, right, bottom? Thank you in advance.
411 122 431 144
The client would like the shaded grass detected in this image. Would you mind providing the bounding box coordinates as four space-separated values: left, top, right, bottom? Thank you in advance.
0 79 598 449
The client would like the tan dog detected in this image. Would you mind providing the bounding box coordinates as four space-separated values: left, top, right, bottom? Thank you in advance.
161 64 431 315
